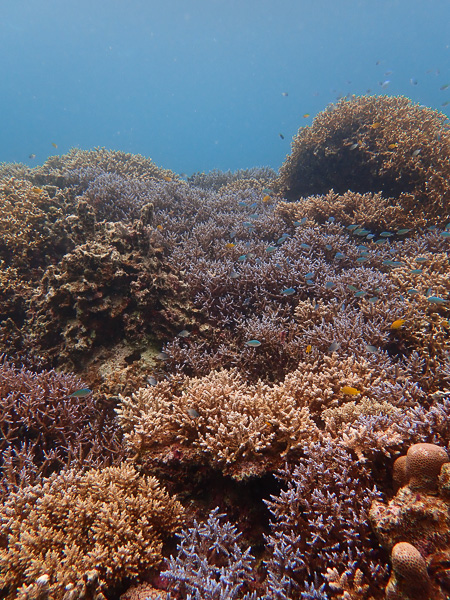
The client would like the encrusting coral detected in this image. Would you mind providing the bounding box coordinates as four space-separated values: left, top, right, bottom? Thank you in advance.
0 464 185 600
370 442 450 599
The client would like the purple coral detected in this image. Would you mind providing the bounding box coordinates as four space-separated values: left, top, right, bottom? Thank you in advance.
263 440 386 598
162 508 256 600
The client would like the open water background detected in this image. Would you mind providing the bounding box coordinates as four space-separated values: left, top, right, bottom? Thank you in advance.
0 0 449 174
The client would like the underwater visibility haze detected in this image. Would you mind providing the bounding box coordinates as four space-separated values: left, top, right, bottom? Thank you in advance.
1 2 450 600
0 0 449 173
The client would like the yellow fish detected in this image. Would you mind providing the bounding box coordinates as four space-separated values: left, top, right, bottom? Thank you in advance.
371 122 381 129
303 113 310 118
341 386 361 395
388 143 398 149
156 224 164 231
51 142 58 148
262 195 271 203
305 344 312 354
163 176 172 182
390 318 405 330
225 243 235 249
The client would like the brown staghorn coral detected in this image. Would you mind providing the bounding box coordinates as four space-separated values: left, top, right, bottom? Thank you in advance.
276 189 411 232
117 367 322 479
117 353 417 479
29 148 177 188
0 464 185 600
276 95 450 227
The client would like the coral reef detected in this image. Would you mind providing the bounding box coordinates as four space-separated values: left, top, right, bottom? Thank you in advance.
0 96 449 600
370 443 450 599
162 507 256 599
0 464 185 600
0 357 124 496
276 95 450 227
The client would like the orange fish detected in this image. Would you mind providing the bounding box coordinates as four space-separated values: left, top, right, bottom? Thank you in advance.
390 318 405 330
388 143 398 149
305 344 312 354
371 122 381 129
163 175 172 182
303 113 310 118
262 195 271 203
341 385 361 396
156 224 164 231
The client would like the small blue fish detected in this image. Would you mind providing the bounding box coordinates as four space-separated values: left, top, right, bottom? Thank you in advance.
347 284 359 292
306 280 314 286
407 288 420 295
238 255 247 262
427 296 447 304
374 239 387 245
415 257 428 263
410 269 423 274
396 229 411 235
328 341 341 352
357 245 368 251
266 246 277 253
335 252 345 259
347 224 360 231
68 388 92 398
245 339 262 347
380 231 394 237
368 296 379 303
354 291 367 297
356 257 369 263
382 260 404 267
325 244 333 250
325 281 336 289
300 243 311 250
365 344 378 353
305 272 314 279
440 231 450 238
281 287 296 295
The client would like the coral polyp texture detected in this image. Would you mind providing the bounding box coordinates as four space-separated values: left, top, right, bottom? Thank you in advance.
0 96 449 599
370 443 450 599
0 464 185 600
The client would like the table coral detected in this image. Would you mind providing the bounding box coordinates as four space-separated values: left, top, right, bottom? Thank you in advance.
0 464 185 600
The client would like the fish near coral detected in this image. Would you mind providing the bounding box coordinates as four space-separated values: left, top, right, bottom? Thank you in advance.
340 385 361 396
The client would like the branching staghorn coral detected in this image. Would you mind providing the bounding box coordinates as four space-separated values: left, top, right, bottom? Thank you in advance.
29 147 177 188
117 368 321 479
276 95 450 227
0 464 185 600
162 507 256 600
0 357 124 496
264 440 387 599
117 351 440 478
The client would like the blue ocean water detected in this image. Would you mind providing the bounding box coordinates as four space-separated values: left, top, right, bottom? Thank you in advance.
0 0 448 174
